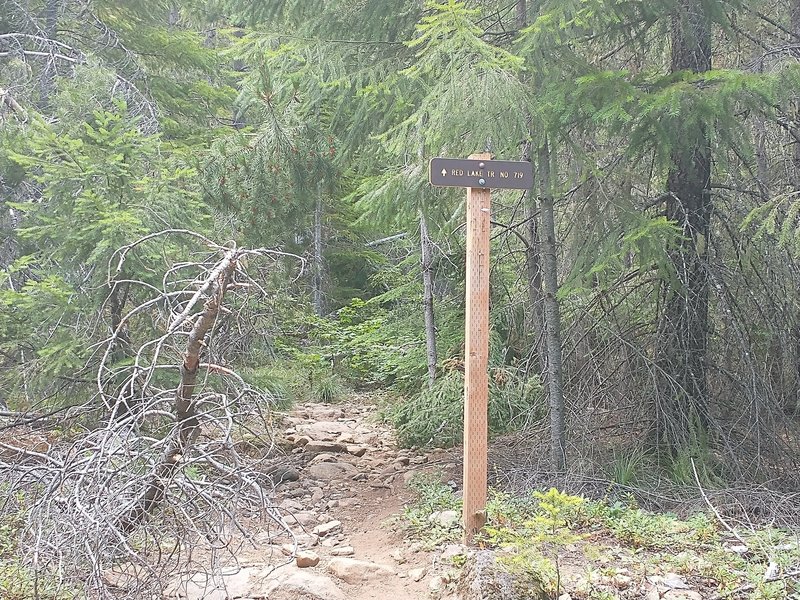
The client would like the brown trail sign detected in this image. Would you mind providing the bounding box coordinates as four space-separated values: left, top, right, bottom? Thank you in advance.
429 153 533 545
429 157 533 190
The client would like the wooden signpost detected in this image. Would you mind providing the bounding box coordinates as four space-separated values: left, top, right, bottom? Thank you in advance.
429 154 533 545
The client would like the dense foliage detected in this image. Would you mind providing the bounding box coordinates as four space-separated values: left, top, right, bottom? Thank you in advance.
3 0 800 485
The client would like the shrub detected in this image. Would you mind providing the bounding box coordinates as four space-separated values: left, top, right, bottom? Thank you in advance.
391 369 542 448
402 473 462 545
241 364 294 409
314 373 345 404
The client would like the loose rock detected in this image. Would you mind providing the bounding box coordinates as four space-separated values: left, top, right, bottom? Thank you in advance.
262 465 301 484
327 557 396 584
293 435 312 447
429 575 447 593
307 462 358 480
337 497 360 509
299 421 352 441
321 537 341 547
312 520 342 537
429 510 460 529
309 453 338 464
456 550 546 600
167 565 346 600
441 543 467 561
279 498 304 512
296 533 320 547
612 573 632 589
304 441 349 454
261 567 347 600
296 550 321 568
289 512 319 526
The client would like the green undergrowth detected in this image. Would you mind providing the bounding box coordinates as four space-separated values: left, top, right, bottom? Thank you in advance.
263 294 544 444
389 367 543 448
242 359 349 407
403 473 463 547
402 475 800 599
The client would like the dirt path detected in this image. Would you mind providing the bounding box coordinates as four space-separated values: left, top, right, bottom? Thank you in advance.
166 398 462 600
274 400 458 600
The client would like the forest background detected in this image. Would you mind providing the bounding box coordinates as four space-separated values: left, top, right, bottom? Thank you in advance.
2 0 800 589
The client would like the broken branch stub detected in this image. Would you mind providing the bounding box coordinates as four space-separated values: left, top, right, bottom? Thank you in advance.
118 250 237 532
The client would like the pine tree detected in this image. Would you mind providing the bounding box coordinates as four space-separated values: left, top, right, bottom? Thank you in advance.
0 0 234 137
655 1 714 452
1 103 207 405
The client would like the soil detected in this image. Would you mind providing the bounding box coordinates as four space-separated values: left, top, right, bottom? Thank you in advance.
271 399 459 600
165 397 464 600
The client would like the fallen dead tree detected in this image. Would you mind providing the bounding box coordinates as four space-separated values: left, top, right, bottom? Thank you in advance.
0 232 304 599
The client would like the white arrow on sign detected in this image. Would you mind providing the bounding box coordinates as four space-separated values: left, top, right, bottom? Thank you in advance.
441 169 447 177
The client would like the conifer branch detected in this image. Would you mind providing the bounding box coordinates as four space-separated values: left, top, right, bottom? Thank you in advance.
741 5 800 41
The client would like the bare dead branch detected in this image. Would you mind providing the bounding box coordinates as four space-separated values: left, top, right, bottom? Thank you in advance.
0 232 301 598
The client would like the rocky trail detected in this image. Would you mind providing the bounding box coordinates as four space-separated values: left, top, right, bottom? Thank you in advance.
162 400 748 600
167 399 465 600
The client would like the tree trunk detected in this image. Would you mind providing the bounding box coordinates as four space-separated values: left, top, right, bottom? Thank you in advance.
117 252 237 533
420 212 438 387
313 185 325 317
231 28 247 129
515 0 527 29
538 138 567 471
107 280 134 420
526 168 546 377
790 0 800 191
168 4 179 28
754 115 769 202
517 3 545 381
790 0 800 413
655 1 712 451
792 324 800 415
39 0 58 109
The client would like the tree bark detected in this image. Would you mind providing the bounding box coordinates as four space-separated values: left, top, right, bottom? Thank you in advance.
231 28 247 129
790 0 800 413
538 138 567 471
420 212 438 387
754 114 769 202
0 87 28 120
789 0 800 191
107 279 134 420
313 185 325 317
517 2 546 386
655 1 712 451
526 162 546 377
168 5 179 28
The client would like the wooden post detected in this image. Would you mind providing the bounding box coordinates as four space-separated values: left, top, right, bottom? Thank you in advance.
427 152 532 544
463 152 491 545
